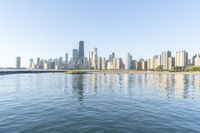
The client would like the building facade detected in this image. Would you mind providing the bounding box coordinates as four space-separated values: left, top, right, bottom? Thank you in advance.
168 57 175 70
161 51 171 70
79 41 84 58
194 54 200 67
175 50 188 67
125 53 132 70
16 57 21 69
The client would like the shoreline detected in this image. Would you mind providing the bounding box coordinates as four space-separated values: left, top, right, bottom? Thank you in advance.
87 70 200 75
0 69 66 75
1 69 200 75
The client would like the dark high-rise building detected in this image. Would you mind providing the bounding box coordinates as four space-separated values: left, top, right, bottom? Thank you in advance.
109 52 115 61
79 41 84 58
73 49 79 62
65 53 68 64
112 52 115 59
16 56 21 69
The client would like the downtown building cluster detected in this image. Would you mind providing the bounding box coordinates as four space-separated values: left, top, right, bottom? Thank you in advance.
124 50 200 71
16 41 200 71
28 41 89 70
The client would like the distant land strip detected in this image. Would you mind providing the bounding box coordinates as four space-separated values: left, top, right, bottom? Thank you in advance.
1 69 200 75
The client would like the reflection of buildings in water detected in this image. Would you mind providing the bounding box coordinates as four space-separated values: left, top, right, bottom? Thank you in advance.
124 74 134 96
143 74 148 87
161 74 170 89
136 74 147 88
104 74 118 92
28 74 33 89
57 74 62 89
175 74 184 98
144 74 161 90
15 75 21 92
136 74 143 88
169 74 176 96
102 74 108 89
175 74 189 99
72 75 84 102
88 74 97 95
64 75 69 94
194 76 200 89
159 74 175 98
144 74 176 98
193 75 200 98
148 74 160 89
111 74 120 93
183 75 190 99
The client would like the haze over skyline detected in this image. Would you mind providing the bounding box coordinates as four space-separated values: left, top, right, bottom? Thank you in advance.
1 0 200 67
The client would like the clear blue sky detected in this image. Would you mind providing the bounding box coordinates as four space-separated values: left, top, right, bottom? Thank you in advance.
0 0 200 67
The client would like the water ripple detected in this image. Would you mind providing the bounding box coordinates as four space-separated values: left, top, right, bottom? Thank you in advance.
0 73 200 133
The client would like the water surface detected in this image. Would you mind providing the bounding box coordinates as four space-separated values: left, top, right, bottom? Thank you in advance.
0 73 200 133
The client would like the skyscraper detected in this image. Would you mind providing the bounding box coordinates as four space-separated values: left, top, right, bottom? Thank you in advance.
125 53 132 70
73 49 79 62
194 54 200 67
153 55 161 69
16 57 21 69
112 52 115 59
175 50 188 67
192 54 199 66
101 58 106 70
161 51 171 70
29 58 34 69
147 58 154 70
108 52 115 61
97 57 102 70
91 48 98 69
79 41 84 59
141 59 147 70
168 57 175 70
65 53 68 64
113 58 123 70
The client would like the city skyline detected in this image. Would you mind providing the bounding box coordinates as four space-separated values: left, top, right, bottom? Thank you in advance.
8 41 200 71
1 40 200 68
1 0 200 67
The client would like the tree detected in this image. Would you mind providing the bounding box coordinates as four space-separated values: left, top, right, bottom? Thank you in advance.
155 65 163 71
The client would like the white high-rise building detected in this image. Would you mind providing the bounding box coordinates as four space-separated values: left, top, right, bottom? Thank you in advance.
44 61 52 70
175 50 188 67
147 58 154 70
153 55 161 69
91 48 98 69
125 53 132 70
141 60 147 70
97 57 102 70
113 58 123 70
29 58 34 69
161 51 171 70
194 54 200 67
168 57 175 70
107 61 113 70
102 58 106 70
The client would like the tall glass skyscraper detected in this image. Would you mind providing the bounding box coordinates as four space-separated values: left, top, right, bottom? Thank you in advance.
79 41 84 59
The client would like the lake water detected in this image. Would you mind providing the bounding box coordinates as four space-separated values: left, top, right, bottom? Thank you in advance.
0 73 200 133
